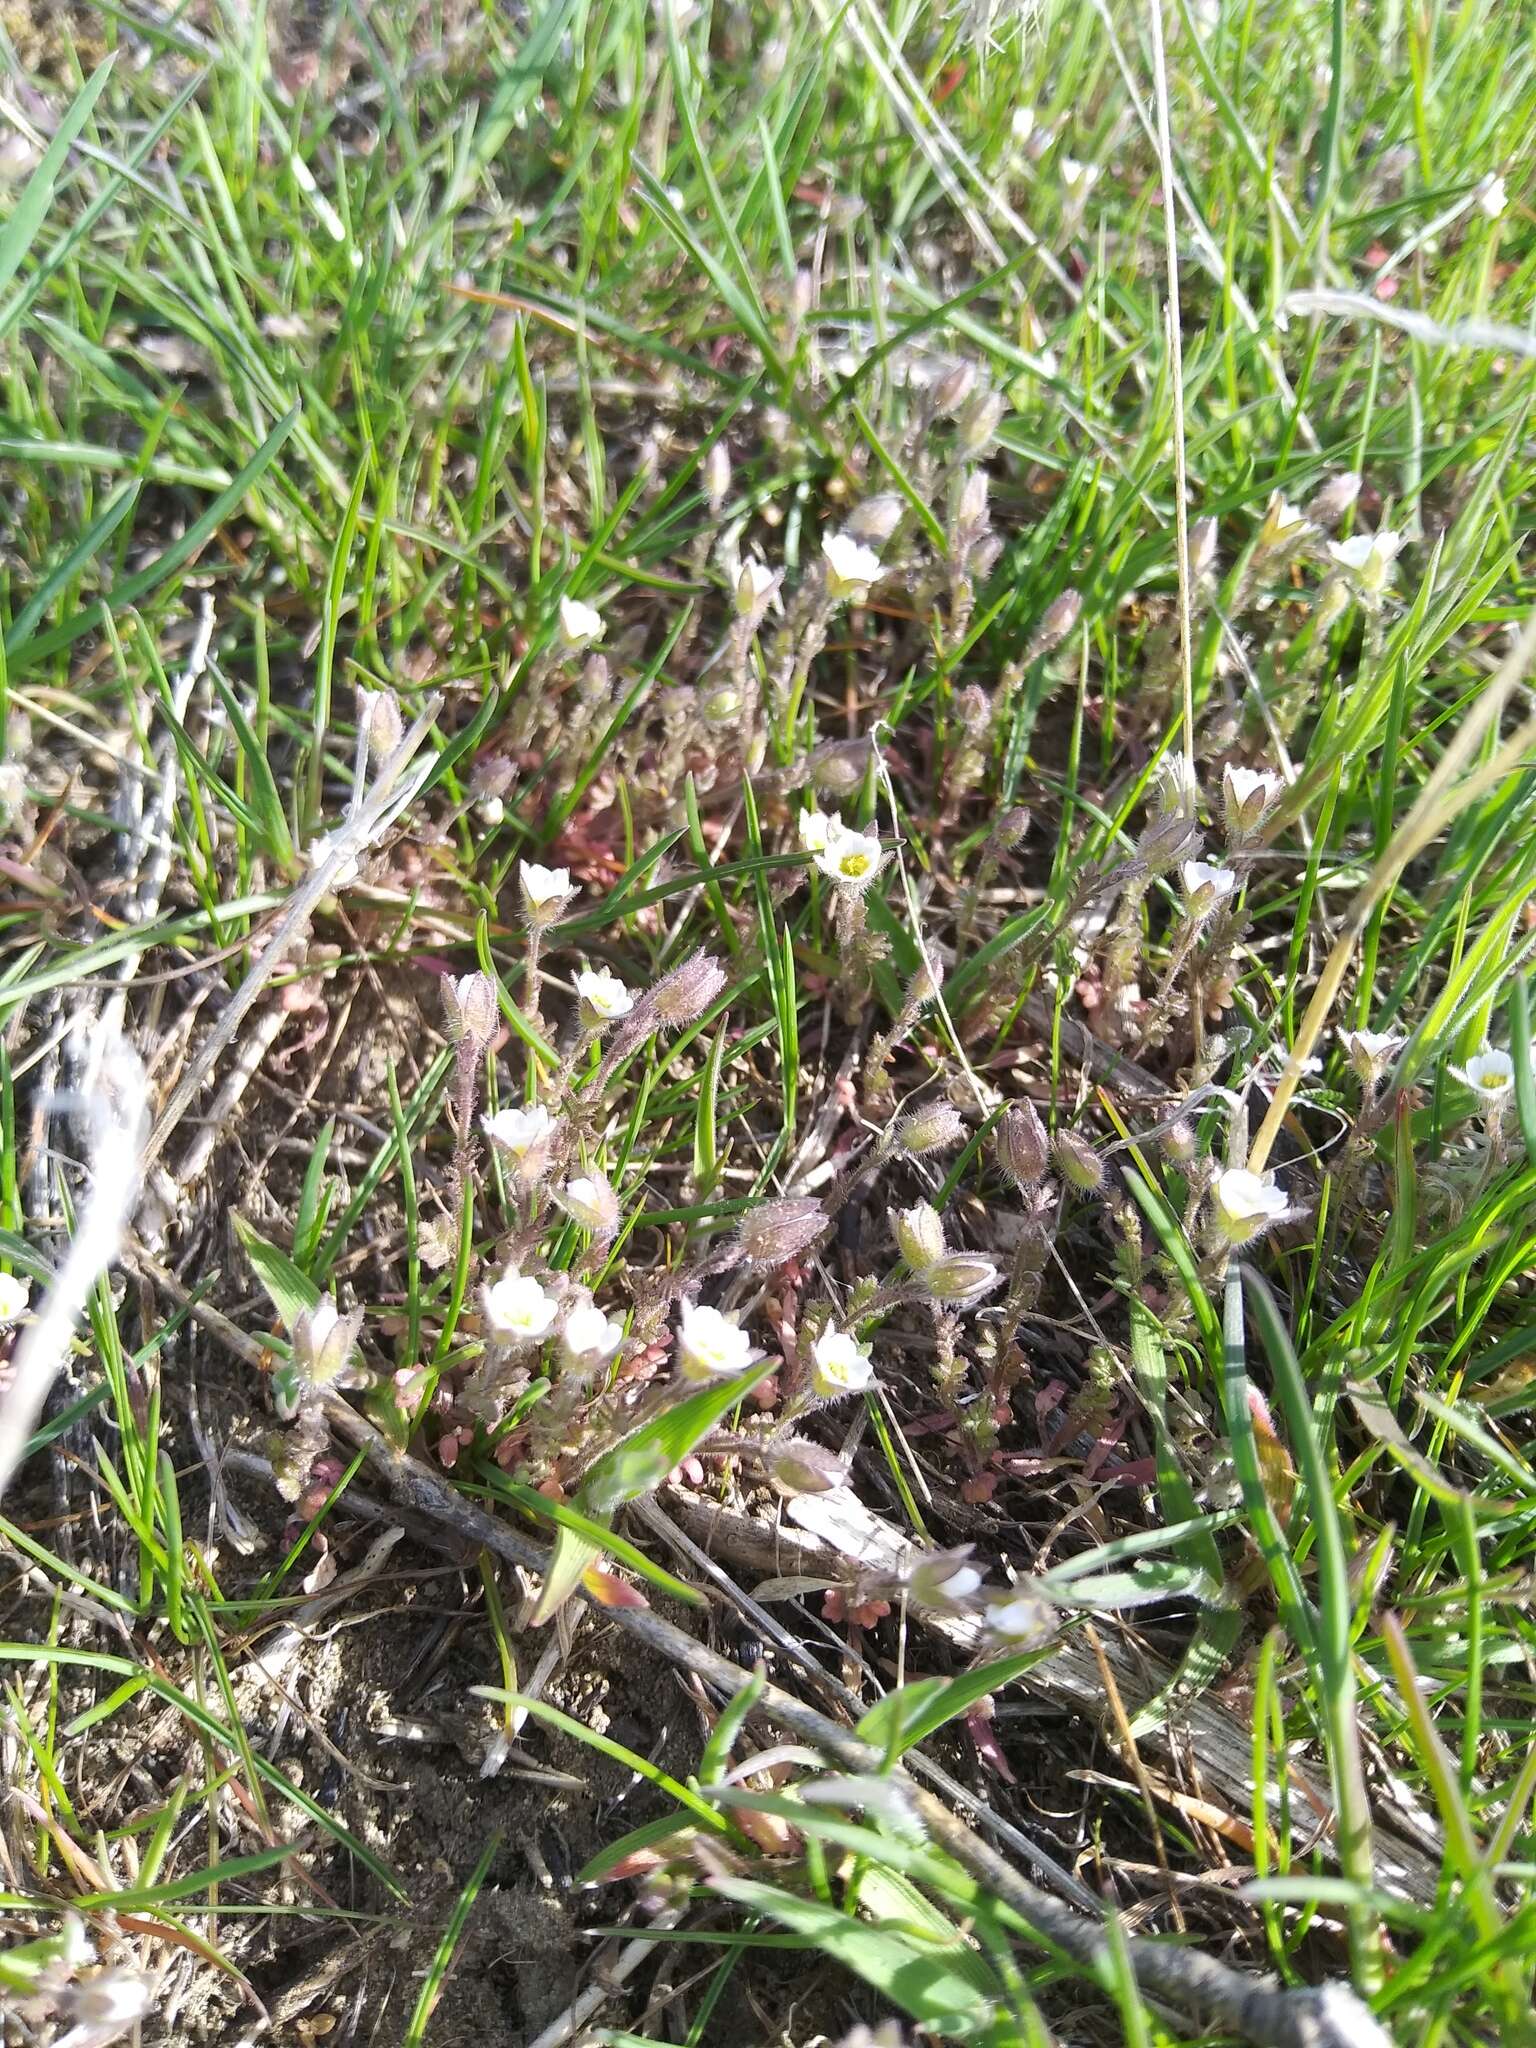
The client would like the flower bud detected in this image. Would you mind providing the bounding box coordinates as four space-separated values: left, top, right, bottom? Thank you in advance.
704 440 731 513
996 1100 1049 1186
957 386 1006 454
557 594 605 648
1149 751 1199 819
1026 588 1081 660
896 1102 967 1157
985 1588 1051 1646
951 467 989 536
921 1254 1002 1307
907 1547 984 1606
1306 471 1362 528
1256 493 1308 553
1188 515 1218 580
1052 1130 1103 1193
357 686 403 762
764 1437 850 1496
841 494 905 547
651 950 728 1028
1136 810 1201 875
1160 1118 1197 1166
442 971 499 1049
735 559 777 617
736 1196 828 1269
557 1172 621 1240
809 741 870 797
893 1201 946 1272
929 359 978 415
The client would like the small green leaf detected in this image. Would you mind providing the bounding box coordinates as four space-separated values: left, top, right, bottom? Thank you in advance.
580 1358 777 1516
233 1213 321 1327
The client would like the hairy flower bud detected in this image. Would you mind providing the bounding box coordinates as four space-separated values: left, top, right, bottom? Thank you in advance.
765 1437 850 1497
842 494 905 547
557 1172 621 1240
736 1196 828 1270
1027 588 1082 660
704 440 731 514
358 686 403 762
442 971 499 1050
996 1100 1049 1186
1188 515 1218 580
893 1201 946 1272
1306 471 1362 528
956 386 1006 454
1136 810 1201 876
929 359 978 415
1221 763 1282 840
1052 1130 1104 1193
921 1253 1002 1308
896 1101 967 1157
951 467 990 537
652 950 728 1028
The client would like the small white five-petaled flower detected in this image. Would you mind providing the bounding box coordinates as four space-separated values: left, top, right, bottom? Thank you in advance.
814 818 885 891
482 1103 558 1159
482 1271 561 1344
575 967 634 1020
1339 1028 1405 1083
557 595 605 647
562 1302 626 1365
677 1300 761 1382
809 1327 876 1399
0 1273 30 1323
821 531 882 601
1328 529 1402 599
1181 859 1239 915
520 860 573 910
1212 1168 1289 1247
1222 763 1282 836
1454 1047 1517 1102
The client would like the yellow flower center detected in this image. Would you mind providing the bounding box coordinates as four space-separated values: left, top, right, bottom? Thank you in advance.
841 852 870 878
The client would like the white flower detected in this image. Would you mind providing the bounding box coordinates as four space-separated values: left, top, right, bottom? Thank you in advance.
1339 1028 1405 1083
986 1590 1050 1644
0 1273 29 1323
797 806 834 854
925 1561 984 1603
482 1104 558 1159
558 1173 621 1238
563 1302 625 1365
1011 105 1036 145
1060 156 1099 192
558 594 605 646
810 1327 876 1399
1212 1168 1289 1246
1150 752 1199 817
1455 1048 1517 1102
821 531 882 600
1328 529 1402 599
575 967 634 1020
735 560 777 615
814 818 885 891
519 860 573 909
677 1300 760 1382
1181 859 1238 913
1222 763 1281 836
482 1271 561 1344
1476 172 1507 220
